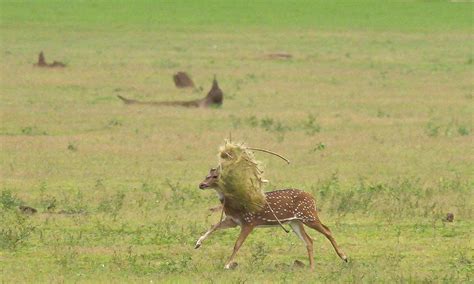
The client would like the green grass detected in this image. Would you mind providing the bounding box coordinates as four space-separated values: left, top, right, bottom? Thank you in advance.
1 0 473 282
1 0 472 32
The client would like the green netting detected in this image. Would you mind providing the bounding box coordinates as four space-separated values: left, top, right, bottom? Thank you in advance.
216 141 267 212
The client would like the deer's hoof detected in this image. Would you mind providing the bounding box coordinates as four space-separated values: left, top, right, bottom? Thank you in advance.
224 262 238 270
342 255 348 262
194 242 201 249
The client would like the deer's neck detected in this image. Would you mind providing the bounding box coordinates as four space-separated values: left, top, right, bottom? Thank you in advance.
215 191 225 204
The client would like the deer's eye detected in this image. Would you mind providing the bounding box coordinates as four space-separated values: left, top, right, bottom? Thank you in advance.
212 175 219 178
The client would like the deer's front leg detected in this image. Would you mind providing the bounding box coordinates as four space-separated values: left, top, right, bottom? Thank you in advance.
195 217 237 249
224 224 254 269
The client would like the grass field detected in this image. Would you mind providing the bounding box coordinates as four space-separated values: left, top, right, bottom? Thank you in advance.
1 1 473 282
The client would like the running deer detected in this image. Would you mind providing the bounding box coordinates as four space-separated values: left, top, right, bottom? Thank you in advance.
195 168 348 270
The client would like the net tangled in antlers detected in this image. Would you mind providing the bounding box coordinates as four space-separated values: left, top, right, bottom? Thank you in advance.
216 141 267 212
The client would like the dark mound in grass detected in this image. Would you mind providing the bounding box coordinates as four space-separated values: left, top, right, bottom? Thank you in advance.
173 71 195 88
118 76 223 108
34 51 66 68
266 52 292 60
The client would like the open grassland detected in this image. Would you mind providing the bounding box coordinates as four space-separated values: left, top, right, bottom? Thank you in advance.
1 1 473 282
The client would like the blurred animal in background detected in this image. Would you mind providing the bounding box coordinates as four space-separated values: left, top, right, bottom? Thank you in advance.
266 52 292 60
118 76 223 108
443 212 454 222
205 75 223 106
19 205 37 215
173 71 195 88
34 51 66 68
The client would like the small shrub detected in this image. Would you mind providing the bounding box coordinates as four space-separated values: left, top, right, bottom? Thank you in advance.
158 59 179 69
41 196 56 211
67 142 78 151
312 142 326 152
303 114 321 135
250 241 269 269
426 119 471 137
107 119 122 127
54 246 79 270
139 182 153 193
164 180 186 209
260 117 274 131
0 210 35 250
258 117 291 142
20 126 47 135
314 172 340 201
95 179 105 190
97 191 126 220
229 115 242 128
0 190 21 209
21 127 33 135
234 78 244 91
159 253 193 273
60 189 89 214
457 126 470 136
245 73 257 81
425 121 440 137
246 115 259 127
377 109 390 118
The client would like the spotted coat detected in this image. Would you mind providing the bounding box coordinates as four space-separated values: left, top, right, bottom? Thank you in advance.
223 189 318 227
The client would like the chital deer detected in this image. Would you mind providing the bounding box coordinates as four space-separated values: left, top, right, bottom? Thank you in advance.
195 168 348 270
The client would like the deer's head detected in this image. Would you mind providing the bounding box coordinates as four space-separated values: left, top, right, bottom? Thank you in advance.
199 168 220 189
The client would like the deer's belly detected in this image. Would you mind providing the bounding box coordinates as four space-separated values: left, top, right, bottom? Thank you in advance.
254 217 302 227
229 216 242 225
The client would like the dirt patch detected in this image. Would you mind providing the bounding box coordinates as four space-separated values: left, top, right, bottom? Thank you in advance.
266 52 292 60
117 76 224 108
173 71 195 88
34 51 66 68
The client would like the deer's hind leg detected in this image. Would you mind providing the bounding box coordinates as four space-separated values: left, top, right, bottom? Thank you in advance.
303 219 347 262
289 221 314 271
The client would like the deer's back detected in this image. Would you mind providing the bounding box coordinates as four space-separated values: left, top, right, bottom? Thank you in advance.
236 189 318 226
